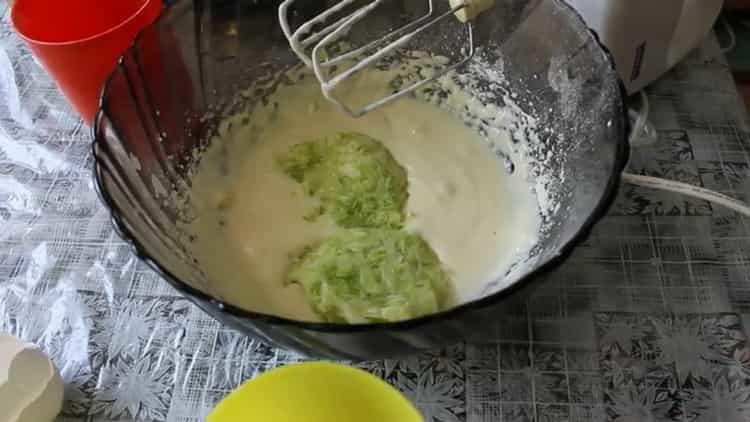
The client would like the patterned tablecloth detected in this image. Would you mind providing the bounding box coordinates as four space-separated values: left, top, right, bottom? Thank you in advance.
4 2 750 421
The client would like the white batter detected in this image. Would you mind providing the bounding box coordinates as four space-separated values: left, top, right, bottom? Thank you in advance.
187 69 540 322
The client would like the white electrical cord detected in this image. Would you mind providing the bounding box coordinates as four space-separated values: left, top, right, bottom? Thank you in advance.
622 173 750 217
719 16 737 55
628 91 658 147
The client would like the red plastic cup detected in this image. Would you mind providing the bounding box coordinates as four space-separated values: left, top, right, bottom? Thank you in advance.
11 0 162 124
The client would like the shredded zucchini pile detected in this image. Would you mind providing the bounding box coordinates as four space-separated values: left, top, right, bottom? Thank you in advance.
278 132 408 229
288 229 450 323
279 132 451 323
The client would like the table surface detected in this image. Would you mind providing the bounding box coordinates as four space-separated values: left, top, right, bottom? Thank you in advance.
4 2 750 421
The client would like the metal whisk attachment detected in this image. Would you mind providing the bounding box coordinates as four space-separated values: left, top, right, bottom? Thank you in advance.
279 1 491 118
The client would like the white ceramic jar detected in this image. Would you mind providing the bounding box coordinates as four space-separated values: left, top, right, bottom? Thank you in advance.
0 334 64 422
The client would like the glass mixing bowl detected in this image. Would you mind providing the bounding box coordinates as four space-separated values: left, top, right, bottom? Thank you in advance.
92 0 629 359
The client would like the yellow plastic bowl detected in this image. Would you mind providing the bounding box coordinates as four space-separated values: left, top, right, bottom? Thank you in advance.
208 362 423 422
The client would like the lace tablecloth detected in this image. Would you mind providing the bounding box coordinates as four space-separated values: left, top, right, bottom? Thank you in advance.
3 2 750 420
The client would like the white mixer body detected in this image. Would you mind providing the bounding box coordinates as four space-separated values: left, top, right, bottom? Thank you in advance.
566 0 722 93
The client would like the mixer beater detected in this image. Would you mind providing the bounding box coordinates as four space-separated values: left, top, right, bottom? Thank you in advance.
278 0 495 117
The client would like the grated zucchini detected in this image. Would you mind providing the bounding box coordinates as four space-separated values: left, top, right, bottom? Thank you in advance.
278 132 409 229
288 229 451 323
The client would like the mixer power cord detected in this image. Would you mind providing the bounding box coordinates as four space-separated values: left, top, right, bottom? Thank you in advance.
621 172 750 218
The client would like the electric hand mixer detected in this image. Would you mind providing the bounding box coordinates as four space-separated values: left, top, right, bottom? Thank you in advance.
278 0 495 117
